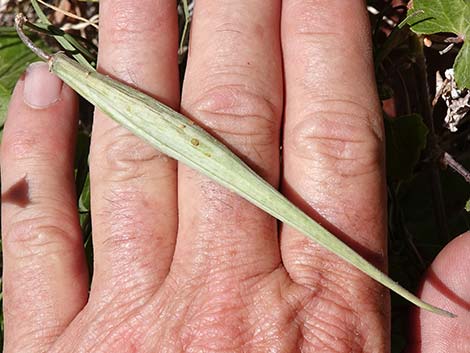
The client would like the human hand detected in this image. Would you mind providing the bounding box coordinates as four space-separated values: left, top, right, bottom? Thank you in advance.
1 1 469 352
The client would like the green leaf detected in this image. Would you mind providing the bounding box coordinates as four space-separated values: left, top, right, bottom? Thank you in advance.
0 85 11 135
385 114 429 181
408 0 470 88
79 174 91 214
31 0 95 70
0 29 41 141
466 199 470 212
454 39 470 87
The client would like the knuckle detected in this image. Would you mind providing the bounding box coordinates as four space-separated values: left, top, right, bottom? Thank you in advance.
299 251 384 300
287 99 384 177
188 84 279 150
284 1 339 34
91 127 171 183
103 0 170 44
284 0 362 38
1 128 56 164
283 1 373 70
99 1 175 86
292 248 387 303
214 21 244 36
4 216 79 261
288 258 387 352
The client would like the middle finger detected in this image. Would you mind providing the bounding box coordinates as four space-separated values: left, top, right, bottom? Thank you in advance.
173 0 283 282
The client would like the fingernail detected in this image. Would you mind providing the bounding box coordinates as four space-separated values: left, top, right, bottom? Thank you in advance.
23 62 63 109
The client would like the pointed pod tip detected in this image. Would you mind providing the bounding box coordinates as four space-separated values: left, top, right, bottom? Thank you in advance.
430 307 458 319
444 311 458 319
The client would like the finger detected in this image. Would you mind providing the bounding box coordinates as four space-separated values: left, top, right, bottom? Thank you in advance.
89 0 180 294
280 0 388 347
174 0 283 279
1 63 88 352
407 232 470 353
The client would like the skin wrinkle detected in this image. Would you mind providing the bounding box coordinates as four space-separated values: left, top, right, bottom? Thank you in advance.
60 266 382 352
101 0 172 44
187 189 263 227
298 105 384 146
69 296 150 352
1 129 38 160
6 192 77 226
193 63 280 101
283 7 380 114
296 186 384 251
289 112 381 156
290 174 384 229
214 25 243 35
170 271 282 352
183 82 281 182
181 314 246 351
7 262 51 307
101 271 160 302
301 323 362 353
4 218 80 260
95 185 171 243
284 239 386 322
6 275 65 351
182 200 273 238
9 261 84 320
14 327 60 353
297 288 366 352
189 84 280 124
93 127 168 170
286 121 382 180
280 175 386 262
92 193 175 291
159 287 238 352
98 304 156 352
2 130 69 165
211 286 280 351
178 246 272 287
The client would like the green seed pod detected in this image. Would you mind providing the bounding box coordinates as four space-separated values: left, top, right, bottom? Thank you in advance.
15 13 455 318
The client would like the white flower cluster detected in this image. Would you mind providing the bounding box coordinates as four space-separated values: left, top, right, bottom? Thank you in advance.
435 68 470 132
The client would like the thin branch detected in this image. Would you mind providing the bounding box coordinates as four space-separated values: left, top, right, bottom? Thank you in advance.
442 152 470 183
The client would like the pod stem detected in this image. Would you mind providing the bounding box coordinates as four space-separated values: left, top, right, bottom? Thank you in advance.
14 13 51 62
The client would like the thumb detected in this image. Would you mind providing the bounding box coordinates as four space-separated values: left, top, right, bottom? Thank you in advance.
407 232 470 353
